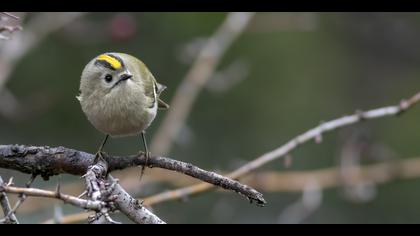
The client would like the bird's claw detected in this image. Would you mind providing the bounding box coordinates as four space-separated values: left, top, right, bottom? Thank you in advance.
94 151 107 163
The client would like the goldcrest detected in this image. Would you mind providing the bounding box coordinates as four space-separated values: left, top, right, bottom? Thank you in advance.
77 52 169 156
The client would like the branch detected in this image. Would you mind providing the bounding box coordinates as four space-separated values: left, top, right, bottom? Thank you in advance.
0 12 19 20
0 184 105 211
42 155 420 224
0 150 165 224
44 175 168 225
0 13 86 120
6 91 420 224
150 12 255 154
244 157 420 193
142 91 420 205
108 175 165 224
4 174 36 222
0 145 265 205
0 25 22 36
0 176 18 224
0 12 85 89
82 156 165 224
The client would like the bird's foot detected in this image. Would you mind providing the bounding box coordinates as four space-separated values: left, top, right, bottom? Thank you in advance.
94 150 107 164
138 150 151 181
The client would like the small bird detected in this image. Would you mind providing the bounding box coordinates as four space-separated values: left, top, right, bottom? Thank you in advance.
77 52 169 176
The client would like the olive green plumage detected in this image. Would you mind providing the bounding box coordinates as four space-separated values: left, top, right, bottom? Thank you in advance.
77 52 168 138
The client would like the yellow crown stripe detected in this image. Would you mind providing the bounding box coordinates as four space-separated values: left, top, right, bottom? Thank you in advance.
97 54 122 70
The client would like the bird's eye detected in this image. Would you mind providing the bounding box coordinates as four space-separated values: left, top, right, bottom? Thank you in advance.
104 74 113 83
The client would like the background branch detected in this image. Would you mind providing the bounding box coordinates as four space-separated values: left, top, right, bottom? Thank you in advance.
4 174 36 222
141 91 420 206
0 12 21 41
0 12 85 119
0 12 19 20
0 176 18 224
150 12 255 155
41 155 420 224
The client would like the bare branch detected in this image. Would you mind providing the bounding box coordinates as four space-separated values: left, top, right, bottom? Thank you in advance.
4 174 36 221
82 155 165 224
0 145 265 205
245 158 420 193
0 12 19 20
43 174 168 225
0 184 105 211
150 12 255 155
142 91 420 205
0 176 18 224
83 156 119 224
0 25 22 35
0 12 86 120
41 155 420 224
0 12 86 92
8 91 420 224
108 175 165 224
0 12 22 41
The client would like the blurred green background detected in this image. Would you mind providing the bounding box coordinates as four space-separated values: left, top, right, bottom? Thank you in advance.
1 12 420 224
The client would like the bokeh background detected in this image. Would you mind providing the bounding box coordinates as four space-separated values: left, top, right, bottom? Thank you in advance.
0 12 420 224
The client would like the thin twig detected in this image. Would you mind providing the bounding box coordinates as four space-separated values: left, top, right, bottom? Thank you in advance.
0 176 18 224
150 12 255 155
43 177 169 225
0 25 22 34
0 145 265 205
0 185 105 211
5 174 36 220
142 91 420 205
0 13 86 120
0 12 22 41
0 12 19 20
244 157 420 192
0 12 86 91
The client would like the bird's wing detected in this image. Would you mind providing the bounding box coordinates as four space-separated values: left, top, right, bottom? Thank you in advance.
133 55 169 110
140 66 170 110
158 97 170 110
154 81 169 109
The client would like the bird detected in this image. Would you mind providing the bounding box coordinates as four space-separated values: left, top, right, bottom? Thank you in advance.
77 52 169 177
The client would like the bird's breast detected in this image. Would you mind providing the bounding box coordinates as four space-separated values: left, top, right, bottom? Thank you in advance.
81 84 157 137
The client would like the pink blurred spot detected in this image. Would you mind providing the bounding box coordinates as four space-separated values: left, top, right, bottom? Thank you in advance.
108 13 137 41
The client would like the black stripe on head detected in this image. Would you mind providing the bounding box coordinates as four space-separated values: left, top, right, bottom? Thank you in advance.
94 59 116 71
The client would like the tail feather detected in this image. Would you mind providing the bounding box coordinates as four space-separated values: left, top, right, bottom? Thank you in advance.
158 98 170 110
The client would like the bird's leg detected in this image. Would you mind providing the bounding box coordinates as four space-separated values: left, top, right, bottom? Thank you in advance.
94 134 109 163
139 131 151 181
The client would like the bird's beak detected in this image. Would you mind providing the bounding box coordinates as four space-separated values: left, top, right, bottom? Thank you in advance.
119 73 133 82
112 73 133 88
